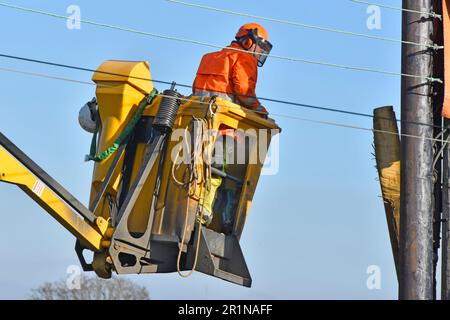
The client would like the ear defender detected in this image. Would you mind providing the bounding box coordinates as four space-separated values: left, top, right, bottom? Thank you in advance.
241 37 253 50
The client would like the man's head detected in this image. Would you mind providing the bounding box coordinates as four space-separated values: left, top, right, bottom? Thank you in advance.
235 23 273 67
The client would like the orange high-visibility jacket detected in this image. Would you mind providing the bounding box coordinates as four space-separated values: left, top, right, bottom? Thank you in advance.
193 42 262 109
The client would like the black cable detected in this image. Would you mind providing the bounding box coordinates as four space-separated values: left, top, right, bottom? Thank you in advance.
0 53 444 130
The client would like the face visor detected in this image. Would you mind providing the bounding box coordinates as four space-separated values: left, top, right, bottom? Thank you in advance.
254 37 273 67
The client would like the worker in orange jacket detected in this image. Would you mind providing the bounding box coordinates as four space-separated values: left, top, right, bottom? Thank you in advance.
193 23 273 230
193 22 273 118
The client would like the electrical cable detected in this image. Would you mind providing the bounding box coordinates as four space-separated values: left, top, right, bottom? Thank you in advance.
349 0 442 20
0 65 444 144
165 0 441 49
0 2 442 83
0 53 445 130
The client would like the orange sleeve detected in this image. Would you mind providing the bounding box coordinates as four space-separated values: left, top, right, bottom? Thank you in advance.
231 54 261 109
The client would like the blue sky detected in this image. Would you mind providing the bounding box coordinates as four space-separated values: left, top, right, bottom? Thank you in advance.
0 0 405 299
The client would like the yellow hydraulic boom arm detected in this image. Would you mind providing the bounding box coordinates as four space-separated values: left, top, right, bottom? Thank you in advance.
0 132 111 252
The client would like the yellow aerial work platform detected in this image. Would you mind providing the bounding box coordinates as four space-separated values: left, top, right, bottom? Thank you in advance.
0 60 280 287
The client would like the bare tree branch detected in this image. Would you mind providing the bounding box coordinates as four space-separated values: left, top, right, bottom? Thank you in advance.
29 275 150 300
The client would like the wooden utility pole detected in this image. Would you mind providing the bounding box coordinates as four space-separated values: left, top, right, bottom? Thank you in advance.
442 118 450 300
442 116 450 300
373 107 401 280
432 0 444 300
400 0 437 300
435 0 450 301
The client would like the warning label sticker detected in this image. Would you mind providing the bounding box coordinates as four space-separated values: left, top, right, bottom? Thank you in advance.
32 179 45 197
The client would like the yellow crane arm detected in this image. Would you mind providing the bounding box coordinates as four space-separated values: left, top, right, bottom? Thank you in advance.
0 132 110 252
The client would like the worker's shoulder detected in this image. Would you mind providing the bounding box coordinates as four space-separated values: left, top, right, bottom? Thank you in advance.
199 46 254 66
200 49 229 61
223 47 256 65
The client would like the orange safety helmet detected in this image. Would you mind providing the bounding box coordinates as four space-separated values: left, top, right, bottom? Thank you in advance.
235 23 272 67
236 23 269 42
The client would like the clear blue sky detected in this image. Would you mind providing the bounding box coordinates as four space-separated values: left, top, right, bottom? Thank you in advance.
0 0 404 299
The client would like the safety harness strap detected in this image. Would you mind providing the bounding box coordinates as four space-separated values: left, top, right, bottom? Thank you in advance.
86 88 158 162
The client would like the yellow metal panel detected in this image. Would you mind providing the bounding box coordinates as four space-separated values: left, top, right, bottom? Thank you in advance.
144 96 279 241
93 60 153 95
89 60 154 219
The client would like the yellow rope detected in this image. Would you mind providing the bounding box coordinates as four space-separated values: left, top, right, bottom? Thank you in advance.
174 112 214 278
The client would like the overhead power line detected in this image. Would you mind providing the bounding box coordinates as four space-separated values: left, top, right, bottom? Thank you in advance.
0 63 445 143
349 0 442 20
0 52 445 131
0 2 442 83
164 0 441 49
0 66 94 86
0 61 442 142
0 54 177 87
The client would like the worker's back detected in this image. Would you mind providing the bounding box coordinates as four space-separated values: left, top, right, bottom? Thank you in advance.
193 42 258 104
